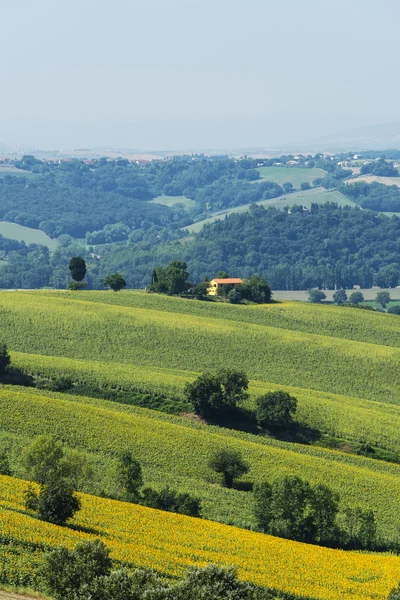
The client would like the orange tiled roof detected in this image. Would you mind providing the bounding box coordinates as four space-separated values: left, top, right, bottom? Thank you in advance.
212 278 243 284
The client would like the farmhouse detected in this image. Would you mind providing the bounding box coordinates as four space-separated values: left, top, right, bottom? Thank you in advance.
207 278 243 296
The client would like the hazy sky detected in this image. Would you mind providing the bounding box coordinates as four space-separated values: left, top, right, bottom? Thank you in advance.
1 0 399 150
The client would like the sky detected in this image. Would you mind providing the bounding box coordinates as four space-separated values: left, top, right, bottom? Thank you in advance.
1 0 399 151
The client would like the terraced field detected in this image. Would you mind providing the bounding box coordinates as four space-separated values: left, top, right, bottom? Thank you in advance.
2 474 400 600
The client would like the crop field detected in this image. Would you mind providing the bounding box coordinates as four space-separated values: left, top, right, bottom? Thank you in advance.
2 292 400 406
256 166 327 187
149 195 196 209
346 174 400 187
0 222 58 251
184 187 356 233
1 475 400 600
3 385 400 539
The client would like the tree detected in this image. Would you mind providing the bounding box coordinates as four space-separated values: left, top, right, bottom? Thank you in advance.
241 275 272 303
141 486 201 517
116 452 143 502
349 291 364 305
68 256 86 282
149 261 191 295
310 484 340 545
300 182 311 190
227 288 242 304
104 273 126 292
22 435 65 484
340 507 377 550
184 369 249 420
333 289 348 305
0 342 11 374
282 182 294 193
253 476 315 542
255 390 297 430
308 289 326 303
388 304 400 315
376 290 391 308
190 281 209 300
41 539 113 600
25 477 80 526
67 281 87 291
216 271 230 279
208 448 249 488
0 450 11 476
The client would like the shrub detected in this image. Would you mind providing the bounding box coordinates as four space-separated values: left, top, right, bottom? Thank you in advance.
184 369 249 420
332 289 348 305
349 291 364 305
0 342 11 374
25 478 81 526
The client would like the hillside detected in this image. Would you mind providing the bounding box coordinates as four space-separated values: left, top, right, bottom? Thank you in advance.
3 291 400 597
2 474 400 600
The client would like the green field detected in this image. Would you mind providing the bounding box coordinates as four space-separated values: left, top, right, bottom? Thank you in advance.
150 195 196 209
3 291 400 598
257 166 327 187
3 384 400 542
0 222 58 250
184 187 355 233
2 291 400 456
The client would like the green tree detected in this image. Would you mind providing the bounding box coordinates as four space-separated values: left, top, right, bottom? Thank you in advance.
333 289 348 305
0 450 11 476
104 273 126 292
216 271 230 278
208 448 249 488
376 290 391 308
68 256 86 282
241 275 272 303
41 539 113 600
150 261 191 295
254 477 340 546
349 291 364 304
25 478 80 526
310 484 340 545
116 452 143 502
255 390 297 430
282 182 294 193
227 288 242 304
22 435 65 484
184 369 249 419
340 507 377 550
307 289 326 303
388 305 400 315
300 182 311 190
0 342 11 374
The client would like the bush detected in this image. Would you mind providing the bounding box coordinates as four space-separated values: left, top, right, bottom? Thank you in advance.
255 390 297 430
68 281 87 291
208 448 249 488
227 288 242 304
0 450 11 476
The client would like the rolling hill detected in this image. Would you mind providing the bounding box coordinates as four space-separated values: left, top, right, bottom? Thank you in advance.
2 291 400 599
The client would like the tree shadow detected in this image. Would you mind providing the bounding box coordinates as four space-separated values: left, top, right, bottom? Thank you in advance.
207 407 259 434
0 367 34 387
269 422 322 444
67 522 106 536
232 480 254 492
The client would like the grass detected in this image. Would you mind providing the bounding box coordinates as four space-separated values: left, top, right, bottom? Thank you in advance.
150 195 196 209
2 475 400 600
0 222 58 251
346 175 400 188
184 187 356 233
256 166 327 187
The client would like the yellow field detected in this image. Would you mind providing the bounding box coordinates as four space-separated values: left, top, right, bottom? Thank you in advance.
1 475 400 600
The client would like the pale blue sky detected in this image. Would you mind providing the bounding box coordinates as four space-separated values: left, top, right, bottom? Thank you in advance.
1 0 399 150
